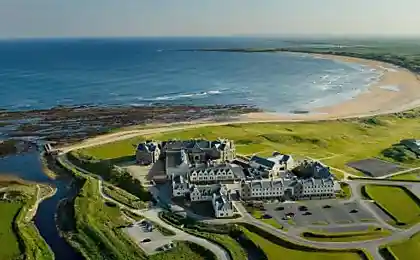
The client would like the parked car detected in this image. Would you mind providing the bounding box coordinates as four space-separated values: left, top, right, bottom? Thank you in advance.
298 205 308 211
285 212 295 217
141 238 151 243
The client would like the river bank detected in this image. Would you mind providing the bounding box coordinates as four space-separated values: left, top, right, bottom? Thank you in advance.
0 152 83 260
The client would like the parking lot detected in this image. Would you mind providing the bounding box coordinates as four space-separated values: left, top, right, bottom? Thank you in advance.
264 199 377 227
124 220 175 255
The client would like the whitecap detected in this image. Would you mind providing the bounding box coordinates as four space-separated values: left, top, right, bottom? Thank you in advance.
380 85 400 92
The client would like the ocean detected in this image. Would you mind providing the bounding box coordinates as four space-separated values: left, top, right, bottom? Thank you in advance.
0 37 381 112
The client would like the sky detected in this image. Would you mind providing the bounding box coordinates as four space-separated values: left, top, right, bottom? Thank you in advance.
1 0 420 38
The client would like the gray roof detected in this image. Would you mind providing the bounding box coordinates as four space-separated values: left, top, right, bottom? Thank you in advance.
192 184 221 196
267 154 292 164
215 195 233 211
164 139 213 151
250 156 275 169
166 151 183 168
173 175 189 190
300 177 334 187
249 179 283 189
231 165 245 179
173 182 189 190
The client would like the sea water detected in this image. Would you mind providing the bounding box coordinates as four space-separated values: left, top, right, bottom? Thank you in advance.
0 37 381 112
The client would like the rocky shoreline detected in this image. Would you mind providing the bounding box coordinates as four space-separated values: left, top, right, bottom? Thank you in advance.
0 104 260 156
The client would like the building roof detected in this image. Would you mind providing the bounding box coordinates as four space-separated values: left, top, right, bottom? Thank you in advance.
166 151 183 168
250 156 276 169
248 179 284 189
215 195 233 211
191 184 222 196
172 175 189 190
164 139 214 151
267 154 292 164
300 177 334 187
231 165 245 179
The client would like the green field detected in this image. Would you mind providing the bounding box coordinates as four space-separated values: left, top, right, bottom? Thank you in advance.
301 227 391 242
0 181 53 260
390 170 420 181
149 241 216 260
364 185 420 226
240 226 367 260
78 110 420 180
0 202 22 260
337 183 352 199
65 177 216 260
159 211 247 260
103 184 147 209
385 232 420 260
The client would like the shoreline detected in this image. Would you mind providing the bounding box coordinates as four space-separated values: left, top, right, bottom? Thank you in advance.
242 53 420 121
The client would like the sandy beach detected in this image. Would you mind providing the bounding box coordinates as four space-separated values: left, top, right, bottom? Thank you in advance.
242 54 420 121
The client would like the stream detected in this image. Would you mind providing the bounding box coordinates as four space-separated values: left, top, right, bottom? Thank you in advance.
0 151 83 260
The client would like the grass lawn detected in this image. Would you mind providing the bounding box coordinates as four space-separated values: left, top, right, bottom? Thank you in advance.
364 185 420 226
191 231 248 260
0 179 54 260
337 183 352 199
301 227 391 242
103 184 147 209
67 177 215 260
0 202 22 260
68 178 145 260
240 226 366 260
386 232 420 260
79 112 420 179
390 170 420 181
149 241 216 260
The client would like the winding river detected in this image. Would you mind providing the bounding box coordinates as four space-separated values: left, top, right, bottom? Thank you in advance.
0 151 83 260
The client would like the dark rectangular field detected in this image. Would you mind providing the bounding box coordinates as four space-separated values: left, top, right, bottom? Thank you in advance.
346 158 403 177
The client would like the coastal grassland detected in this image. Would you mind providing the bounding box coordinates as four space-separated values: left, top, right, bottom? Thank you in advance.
363 185 420 226
390 169 420 181
78 136 145 160
66 152 151 202
103 184 147 209
78 109 420 179
239 224 369 260
212 39 420 73
66 177 215 260
0 179 53 260
301 227 391 242
0 202 22 260
384 232 420 260
65 177 146 260
149 241 216 260
337 182 352 199
160 212 249 260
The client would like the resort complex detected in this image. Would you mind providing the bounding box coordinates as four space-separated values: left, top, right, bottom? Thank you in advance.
137 138 341 218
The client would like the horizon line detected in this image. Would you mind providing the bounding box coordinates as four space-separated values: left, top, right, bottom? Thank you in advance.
2 33 420 41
